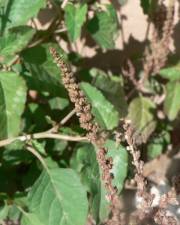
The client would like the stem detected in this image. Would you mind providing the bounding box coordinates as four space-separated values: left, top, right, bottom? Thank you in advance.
7 55 20 67
60 109 76 125
61 0 68 9
0 131 88 148
28 37 46 48
26 145 48 169
145 21 151 40
54 28 67 34
48 109 76 133
118 8 126 49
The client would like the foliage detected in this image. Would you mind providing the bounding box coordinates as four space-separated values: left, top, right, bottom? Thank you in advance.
0 0 179 224
65 3 87 42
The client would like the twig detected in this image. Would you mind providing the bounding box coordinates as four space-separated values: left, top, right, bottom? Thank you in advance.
28 36 47 48
48 109 76 133
60 109 76 125
61 0 68 9
0 221 6 225
0 131 88 148
7 55 20 67
54 27 67 34
26 145 48 169
118 8 126 49
145 20 151 40
122 59 138 88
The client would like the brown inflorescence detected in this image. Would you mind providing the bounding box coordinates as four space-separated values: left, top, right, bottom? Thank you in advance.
152 2 167 39
122 59 139 89
123 119 178 224
140 0 175 88
123 119 154 219
153 185 178 225
49 47 121 224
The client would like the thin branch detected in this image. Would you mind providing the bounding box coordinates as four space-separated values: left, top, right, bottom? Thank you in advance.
32 132 87 141
61 109 76 125
54 27 67 34
145 20 151 40
7 55 20 67
118 8 126 49
26 145 48 169
48 109 76 133
0 131 88 148
28 36 47 48
61 0 68 9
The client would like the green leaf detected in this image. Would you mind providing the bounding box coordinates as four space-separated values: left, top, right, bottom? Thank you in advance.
70 143 109 222
4 0 46 29
91 182 109 223
147 131 170 160
26 168 88 225
141 0 150 14
70 144 99 192
0 26 35 58
164 81 180 120
48 97 69 110
140 0 157 15
0 0 7 7
159 64 180 81
31 140 47 156
46 139 68 156
80 82 119 130
21 211 44 225
105 140 128 192
70 141 128 223
22 161 41 189
128 96 156 142
7 204 21 221
44 157 60 169
147 139 162 160
0 203 9 221
90 68 128 117
23 103 49 132
0 72 27 139
65 3 87 42
22 44 67 96
87 4 118 49
2 140 32 165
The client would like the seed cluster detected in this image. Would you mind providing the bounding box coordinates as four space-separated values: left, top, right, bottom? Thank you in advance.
50 47 120 223
152 2 167 39
140 0 175 86
49 48 99 136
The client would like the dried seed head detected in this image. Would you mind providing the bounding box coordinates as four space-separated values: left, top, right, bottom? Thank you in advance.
140 1 175 87
50 47 120 223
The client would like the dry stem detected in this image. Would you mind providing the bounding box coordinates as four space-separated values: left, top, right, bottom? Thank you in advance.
0 131 88 148
123 119 178 224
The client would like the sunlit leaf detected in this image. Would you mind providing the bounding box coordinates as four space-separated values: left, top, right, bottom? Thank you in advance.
159 64 180 81
65 3 87 42
4 0 46 29
25 168 88 225
87 4 118 49
128 96 156 142
80 82 119 130
164 81 180 120
0 26 35 58
71 141 128 223
0 72 27 139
